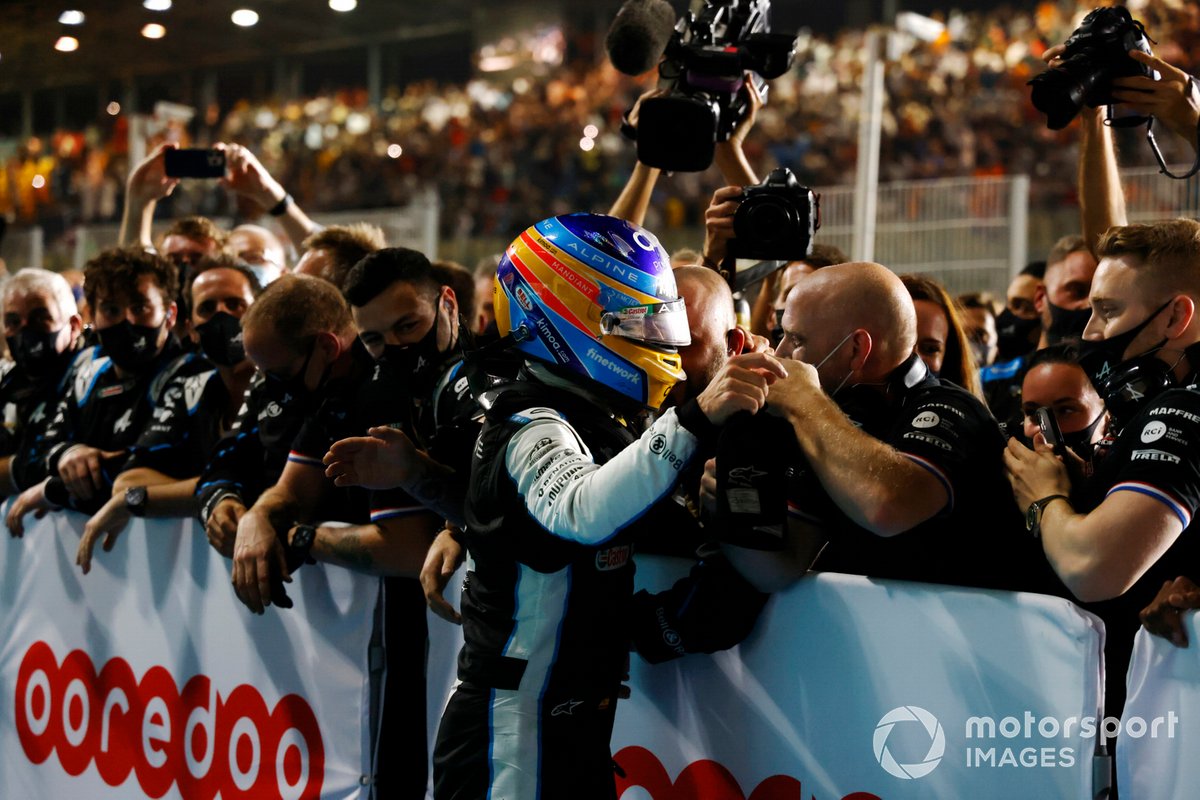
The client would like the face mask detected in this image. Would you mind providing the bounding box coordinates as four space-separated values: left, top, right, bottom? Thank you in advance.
1078 299 1173 388
246 263 281 289
813 330 856 396
98 320 164 372
995 309 1040 361
7 328 66 377
263 342 316 406
1045 301 1092 345
382 304 447 388
969 340 991 368
195 312 246 367
1062 410 1106 462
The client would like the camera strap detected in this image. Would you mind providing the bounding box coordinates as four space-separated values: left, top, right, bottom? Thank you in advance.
1145 77 1200 180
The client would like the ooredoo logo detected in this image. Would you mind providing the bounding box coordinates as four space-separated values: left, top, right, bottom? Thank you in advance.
14 641 324 799
873 705 945 780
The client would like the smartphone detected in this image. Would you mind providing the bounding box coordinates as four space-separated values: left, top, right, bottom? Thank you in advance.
164 148 226 179
1036 407 1067 458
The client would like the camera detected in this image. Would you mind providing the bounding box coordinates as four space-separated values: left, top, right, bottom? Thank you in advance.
1028 7 1156 131
731 167 820 263
637 0 797 172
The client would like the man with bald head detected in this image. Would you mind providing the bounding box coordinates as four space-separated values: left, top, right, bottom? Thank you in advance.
733 261 1030 591
667 266 747 408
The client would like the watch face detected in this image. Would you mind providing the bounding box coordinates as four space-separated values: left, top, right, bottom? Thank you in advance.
1025 502 1038 531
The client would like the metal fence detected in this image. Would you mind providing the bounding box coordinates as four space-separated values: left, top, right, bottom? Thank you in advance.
815 175 1029 296
1120 165 1200 224
49 191 441 271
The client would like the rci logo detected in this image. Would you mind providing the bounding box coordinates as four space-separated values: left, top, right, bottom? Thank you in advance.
873 706 945 780
911 412 940 429
1141 421 1167 443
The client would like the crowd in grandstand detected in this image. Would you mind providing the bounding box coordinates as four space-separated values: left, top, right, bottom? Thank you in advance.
5 0 1200 244
2 1 1200 797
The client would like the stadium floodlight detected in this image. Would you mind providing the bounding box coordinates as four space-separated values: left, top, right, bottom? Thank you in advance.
329 0 358 11
58 10 86 25
143 0 173 9
231 9 259 27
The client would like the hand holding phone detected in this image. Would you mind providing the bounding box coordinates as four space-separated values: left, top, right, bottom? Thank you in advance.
164 148 227 179
1036 407 1067 458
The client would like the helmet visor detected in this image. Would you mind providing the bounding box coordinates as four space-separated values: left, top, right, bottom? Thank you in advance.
600 298 692 347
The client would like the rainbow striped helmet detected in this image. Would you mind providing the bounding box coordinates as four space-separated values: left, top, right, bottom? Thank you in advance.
495 213 689 410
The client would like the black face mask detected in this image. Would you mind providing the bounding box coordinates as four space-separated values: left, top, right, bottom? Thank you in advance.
995 309 1040 361
1045 302 1092 345
262 343 315 407
98 320 165 372
195 312 246 367
1062 410 1106 463
382 307 447 390
1078 300 1173 389
7 328 67 378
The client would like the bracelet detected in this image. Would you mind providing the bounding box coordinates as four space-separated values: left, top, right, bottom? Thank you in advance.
267 192 292 216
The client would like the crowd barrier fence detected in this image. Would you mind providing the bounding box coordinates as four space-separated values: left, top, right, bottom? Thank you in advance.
6 513 1198 799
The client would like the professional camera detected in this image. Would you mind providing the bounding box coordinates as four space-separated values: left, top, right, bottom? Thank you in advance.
1028 6 1156 131
608 0 798 172
730 167 820 263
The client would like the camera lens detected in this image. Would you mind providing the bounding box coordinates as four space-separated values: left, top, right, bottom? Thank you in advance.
1029 56 1107 130
744 199 797 244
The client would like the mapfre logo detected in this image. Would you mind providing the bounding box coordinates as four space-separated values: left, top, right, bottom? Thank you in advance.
614 746 880 800
14 641 324 799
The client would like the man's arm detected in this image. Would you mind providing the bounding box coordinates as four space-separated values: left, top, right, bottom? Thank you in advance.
767 359 949 536
220 143 319 246
1037 492 1182 602
113 468 199 517
232 459 327 614
118 143 180 247
303 512 441 577
1079 108 1126 256
607 87 664 227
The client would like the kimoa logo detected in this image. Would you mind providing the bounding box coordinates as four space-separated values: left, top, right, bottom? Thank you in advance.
873 706 945 780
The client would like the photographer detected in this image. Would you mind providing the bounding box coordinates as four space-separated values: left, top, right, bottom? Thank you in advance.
718 262 1034 594
1005 219 1200 716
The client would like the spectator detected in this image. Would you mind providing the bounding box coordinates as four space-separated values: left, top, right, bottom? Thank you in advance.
996 261 1044 363
745 261 1034 593
5 247 207 533
958 291 1000 368
901 273 983 399
1005 217 1200 721
228 224 287 287
1017 343 1110 464
0 269 86 495
75 256 263 571
295 223 387 288
471 254 501 337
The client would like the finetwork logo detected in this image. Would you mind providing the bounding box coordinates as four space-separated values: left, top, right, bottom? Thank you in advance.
873 706 945 779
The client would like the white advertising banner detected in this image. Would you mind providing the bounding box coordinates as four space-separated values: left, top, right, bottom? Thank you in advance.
610 560 1107 800
1118 616 1198 798
0 511 379 800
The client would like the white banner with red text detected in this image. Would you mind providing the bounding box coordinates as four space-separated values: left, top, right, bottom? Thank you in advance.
0 511 378 800
602 559 1108 800
1118 614 1200 798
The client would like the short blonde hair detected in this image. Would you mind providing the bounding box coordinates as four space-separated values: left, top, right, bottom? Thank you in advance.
1096 218 1200 297
241 274 355 355
302 223 387 287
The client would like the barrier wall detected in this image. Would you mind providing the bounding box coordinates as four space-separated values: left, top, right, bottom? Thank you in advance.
0 512 379 800
3 513 1170 800
605 558 1107 800
1119 614 1200 798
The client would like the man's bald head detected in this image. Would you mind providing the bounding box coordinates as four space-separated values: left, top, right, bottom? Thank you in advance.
778 262 917 389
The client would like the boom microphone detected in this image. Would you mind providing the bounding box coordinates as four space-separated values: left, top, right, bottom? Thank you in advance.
605 0 676 76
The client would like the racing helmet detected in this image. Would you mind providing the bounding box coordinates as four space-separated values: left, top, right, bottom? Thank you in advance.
494 213 689 410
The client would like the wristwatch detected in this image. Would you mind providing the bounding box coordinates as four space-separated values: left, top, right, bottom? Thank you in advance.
286 523 318 572
1025 494 1070 538
124 486 149 517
